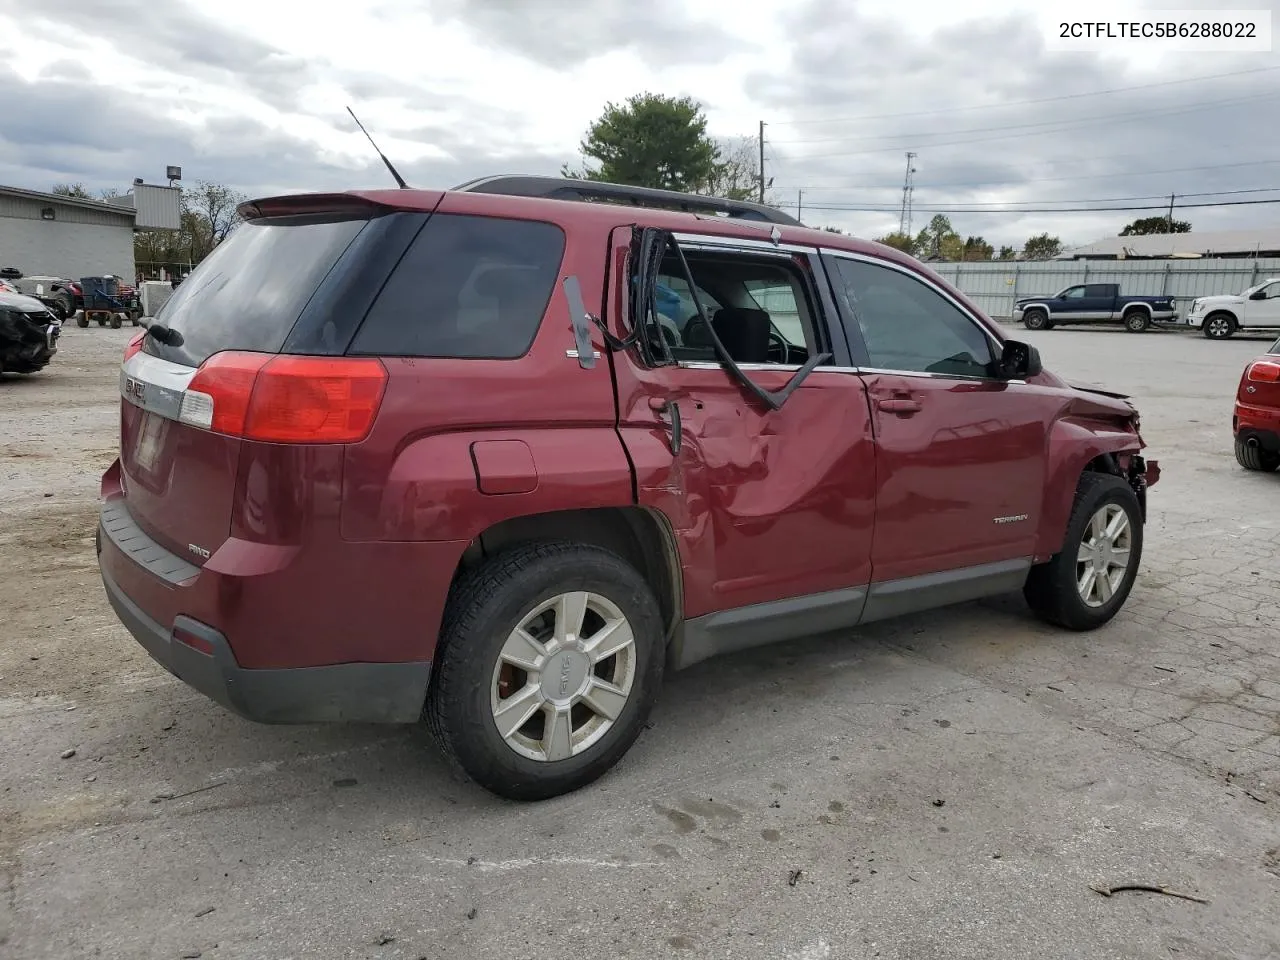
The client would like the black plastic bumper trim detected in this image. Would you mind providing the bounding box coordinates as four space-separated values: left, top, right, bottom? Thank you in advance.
100 567 431 724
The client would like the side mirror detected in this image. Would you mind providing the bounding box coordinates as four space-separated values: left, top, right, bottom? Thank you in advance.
999 339 1042 380
1250 289 1268 300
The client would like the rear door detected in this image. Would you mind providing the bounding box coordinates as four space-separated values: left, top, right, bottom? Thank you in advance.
824 252 1061 583
1082 283 1119 320
117 202 429 562
610 227 876 619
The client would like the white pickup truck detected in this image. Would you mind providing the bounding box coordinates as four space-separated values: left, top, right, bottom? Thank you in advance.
1185 278 1280 340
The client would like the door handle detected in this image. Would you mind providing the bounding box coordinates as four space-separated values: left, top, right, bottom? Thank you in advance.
648 396 682 455
877 397 922 414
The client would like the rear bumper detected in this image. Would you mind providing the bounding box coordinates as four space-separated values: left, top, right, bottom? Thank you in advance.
101 561 430 723
1235 402 1280 452
96 505 437 724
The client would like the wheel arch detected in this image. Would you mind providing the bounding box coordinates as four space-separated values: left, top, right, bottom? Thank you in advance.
450 505 683 646
1121 302 1152 317
1034 420 1146 562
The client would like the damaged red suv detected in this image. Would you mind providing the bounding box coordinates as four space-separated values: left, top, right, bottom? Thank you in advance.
98 176 1159 800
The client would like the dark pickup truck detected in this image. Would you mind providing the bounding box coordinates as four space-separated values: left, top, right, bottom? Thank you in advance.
1013 283 1177 333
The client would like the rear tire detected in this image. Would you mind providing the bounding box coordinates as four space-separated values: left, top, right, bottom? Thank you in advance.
1235 437 1280 472
426 541 664 801
76 315 89 328
110 315 122 329
1203 312 1236 340
1024 472 1143 631
1022 309 1051 331
1123 310 1150 333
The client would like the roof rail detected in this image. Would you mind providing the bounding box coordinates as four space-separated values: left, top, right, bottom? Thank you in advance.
450 175 802 227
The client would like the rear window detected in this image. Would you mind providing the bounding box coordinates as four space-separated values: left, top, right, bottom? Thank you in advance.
146 215 367 367
347 214 565 359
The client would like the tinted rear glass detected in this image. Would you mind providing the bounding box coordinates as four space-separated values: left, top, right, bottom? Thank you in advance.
145 215 368 367
347 214 565 359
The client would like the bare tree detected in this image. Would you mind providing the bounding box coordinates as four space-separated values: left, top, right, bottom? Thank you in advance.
702 136 765 202
184 180 248 261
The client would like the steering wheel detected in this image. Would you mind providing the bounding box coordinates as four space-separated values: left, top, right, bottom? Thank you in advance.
767 330 792 364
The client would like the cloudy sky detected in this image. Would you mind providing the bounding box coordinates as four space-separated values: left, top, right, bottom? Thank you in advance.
0 0 1277 250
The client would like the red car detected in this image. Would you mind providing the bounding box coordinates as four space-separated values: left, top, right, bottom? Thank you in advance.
1234 336 1280 472
97 177 1160 800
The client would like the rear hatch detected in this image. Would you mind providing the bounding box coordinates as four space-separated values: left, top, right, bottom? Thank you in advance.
118 195 435 564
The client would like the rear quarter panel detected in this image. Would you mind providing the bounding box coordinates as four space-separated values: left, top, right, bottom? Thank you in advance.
340 203 626 546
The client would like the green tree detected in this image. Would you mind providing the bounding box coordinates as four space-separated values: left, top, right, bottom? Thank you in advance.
564 93 723 194
997 245 1016 260
963 236 994 261
1022 233 1064 260
914 214 960 259
822 226 847 235
938 234 966 261
874 231 915 254
1120 215 1191 236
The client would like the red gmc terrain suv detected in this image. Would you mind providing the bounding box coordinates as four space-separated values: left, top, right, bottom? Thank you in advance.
97 176 1160 801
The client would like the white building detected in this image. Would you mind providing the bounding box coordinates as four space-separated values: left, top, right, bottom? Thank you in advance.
1058 228 1280 260
0 181 182 282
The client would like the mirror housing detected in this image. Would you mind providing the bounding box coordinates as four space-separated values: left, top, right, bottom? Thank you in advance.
1250 289 1267 300
998 339 1042 380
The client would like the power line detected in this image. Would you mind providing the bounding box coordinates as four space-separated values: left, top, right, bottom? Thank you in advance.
782 197 1280 215
798 186 1280 208
768 65 1280 126
776 92 1280 161
783 159 1280 192
771 91 1280 145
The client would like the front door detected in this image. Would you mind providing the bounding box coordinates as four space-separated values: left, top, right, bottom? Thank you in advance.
824 252 1060 585
608 227 876 621
1246 279 1280 327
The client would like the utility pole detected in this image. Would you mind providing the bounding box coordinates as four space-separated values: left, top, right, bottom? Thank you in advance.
797 189 803 221
899 152 917 237
1166 193 1176 232
758 121 767 204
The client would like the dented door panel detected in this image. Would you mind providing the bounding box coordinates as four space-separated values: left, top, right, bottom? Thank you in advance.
620 368 875 617
608 226 875 618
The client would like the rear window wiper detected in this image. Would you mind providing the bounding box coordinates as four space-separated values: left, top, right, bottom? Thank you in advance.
138 316 184 348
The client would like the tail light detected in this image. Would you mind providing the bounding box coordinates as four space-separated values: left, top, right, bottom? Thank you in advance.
123 330 145 363
1247 360 1280 383
180 352 388 443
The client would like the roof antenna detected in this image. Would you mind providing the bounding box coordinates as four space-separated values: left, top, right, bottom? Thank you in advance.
346 105 409 189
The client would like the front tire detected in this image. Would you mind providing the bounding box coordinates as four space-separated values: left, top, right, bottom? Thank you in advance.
1236 437 1280 472
1203 312 1236 340
1024 473 1144 631
426 541 664 801
1022 309 1051 331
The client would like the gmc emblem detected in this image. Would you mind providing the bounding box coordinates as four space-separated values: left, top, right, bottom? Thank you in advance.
124 377 145 402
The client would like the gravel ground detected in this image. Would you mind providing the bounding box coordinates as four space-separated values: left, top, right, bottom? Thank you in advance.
1 323 1277 960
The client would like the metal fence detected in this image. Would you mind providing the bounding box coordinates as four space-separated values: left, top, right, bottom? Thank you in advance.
929 258 1280 319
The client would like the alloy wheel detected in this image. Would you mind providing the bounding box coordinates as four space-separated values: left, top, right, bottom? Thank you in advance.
1076 504 1133 608
489 591 637 762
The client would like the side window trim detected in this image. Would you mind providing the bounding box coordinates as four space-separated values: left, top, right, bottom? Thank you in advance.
636 230 834 410
821 249 1005 380
645 234 850 368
